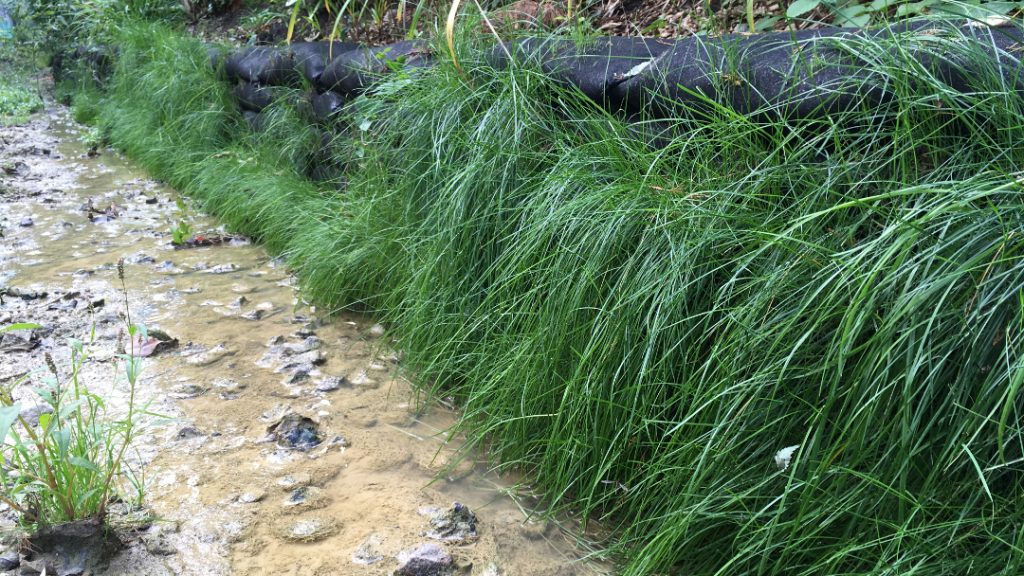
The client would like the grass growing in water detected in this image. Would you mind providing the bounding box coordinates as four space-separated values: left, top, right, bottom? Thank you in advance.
71 20 1024 575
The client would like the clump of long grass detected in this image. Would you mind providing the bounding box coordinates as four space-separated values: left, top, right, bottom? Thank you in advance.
70 18 1024 575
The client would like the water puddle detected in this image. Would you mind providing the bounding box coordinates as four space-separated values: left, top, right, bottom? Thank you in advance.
0 106 606 575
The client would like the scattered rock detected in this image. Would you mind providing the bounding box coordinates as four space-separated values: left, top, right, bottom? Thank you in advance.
19 404 53 428
349 370 376 388
238 490 266 504
352 533 384 565
0 547 18 570
315 376 347 392
141 532 176 556
168 382 208 399
212 378 246 397
126 252 156 265
172 233 244 249
369 323 386 337
0 328 38 352
18 217 33 227
393 543 454 576
203 263 238 274
126 328 178 357
267 414 321 451
281 486 327 512
425 503 478 543
277 515 337 543
183 343 234 366
275 473 311 489
174 425 203 440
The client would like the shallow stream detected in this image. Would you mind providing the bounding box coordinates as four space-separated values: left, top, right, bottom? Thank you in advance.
0 104 604 575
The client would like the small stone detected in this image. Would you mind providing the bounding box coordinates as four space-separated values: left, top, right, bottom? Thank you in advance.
394 543 454 576
203 263 238 274
368 323 386 337
238 490 266 504
351 533 384 565
174 425 203 440
19 217 33 227
0 547 19 570
267 414 321 451
349 370 376 389
425 503 478 543
283 369 310 386
278 516 337 542
184 343 234 366
241 309 264 321
168 382 208 399
212 378 245 393
142 533 176 556
315 376 348 392
281 486 327 511
19 404 53 428
276 473 311 489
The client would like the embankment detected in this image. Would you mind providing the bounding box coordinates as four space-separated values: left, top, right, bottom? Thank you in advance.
60 20 1024 575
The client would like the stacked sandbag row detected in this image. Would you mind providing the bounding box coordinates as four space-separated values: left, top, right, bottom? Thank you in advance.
487 22 1024 120
213 21 1024 132
214 40 432 126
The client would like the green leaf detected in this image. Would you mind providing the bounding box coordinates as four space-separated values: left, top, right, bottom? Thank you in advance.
0 404 21 442
786 0 822 18
0 323 40 334
69 456 100 473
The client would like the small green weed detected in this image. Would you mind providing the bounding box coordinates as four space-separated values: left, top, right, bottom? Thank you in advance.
170 197 195 246
0 262 146 529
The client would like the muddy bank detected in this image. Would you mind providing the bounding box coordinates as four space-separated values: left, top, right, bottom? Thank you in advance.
0 104 606 575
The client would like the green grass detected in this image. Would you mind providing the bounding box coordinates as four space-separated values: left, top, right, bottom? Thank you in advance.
65 20 1024 575
0 54 42 125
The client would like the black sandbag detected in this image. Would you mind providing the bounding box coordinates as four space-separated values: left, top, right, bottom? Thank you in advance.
907 23 1024 92
495 36 674 111
242 110 266 131
225 46 295 85
234 81 275 112
611 34 738 117
289 41 360 83
311 90 345 122
734 28 876 119
317 40 432 95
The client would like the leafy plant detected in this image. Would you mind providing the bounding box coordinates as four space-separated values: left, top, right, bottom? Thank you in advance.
786 0 1024 26
0 261 145 528
170 196 194 246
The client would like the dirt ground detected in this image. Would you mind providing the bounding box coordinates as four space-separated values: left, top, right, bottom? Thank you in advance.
0 99 609 575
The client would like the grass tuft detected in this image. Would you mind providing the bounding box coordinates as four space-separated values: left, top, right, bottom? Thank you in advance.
65 19 1024 575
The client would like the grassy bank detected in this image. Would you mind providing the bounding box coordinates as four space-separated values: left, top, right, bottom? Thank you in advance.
69 21 1024 575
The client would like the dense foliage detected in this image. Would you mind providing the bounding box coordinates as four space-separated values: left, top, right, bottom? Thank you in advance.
56 19 1024 575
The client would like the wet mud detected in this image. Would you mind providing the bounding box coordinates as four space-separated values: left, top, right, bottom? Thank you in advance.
0 105 606 575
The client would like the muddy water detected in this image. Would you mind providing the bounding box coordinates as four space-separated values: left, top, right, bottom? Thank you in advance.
0 106 606 575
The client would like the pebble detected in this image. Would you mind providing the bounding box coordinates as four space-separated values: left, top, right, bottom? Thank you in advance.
184 343 234 366
351 533 384 565
314 376 347 392
394 543 454 576
278 516 337 542
168 382 208 399
276 473 311 489
238 490 266 504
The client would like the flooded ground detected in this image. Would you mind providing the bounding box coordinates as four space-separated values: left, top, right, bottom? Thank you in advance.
0 103 606 575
